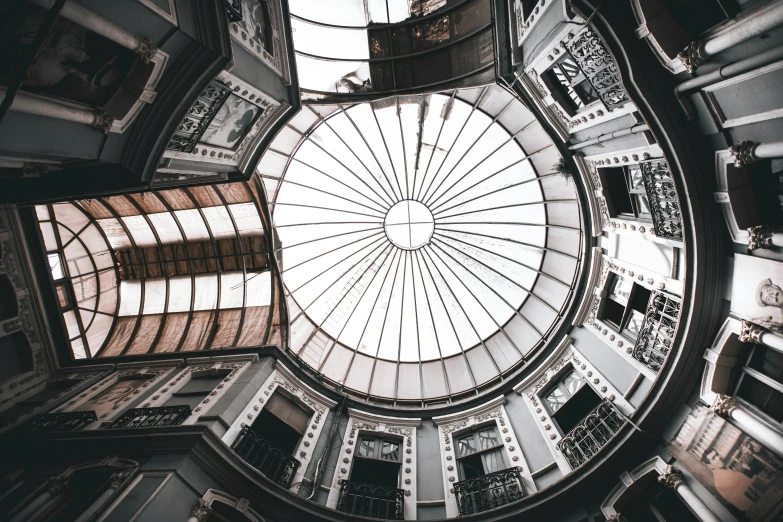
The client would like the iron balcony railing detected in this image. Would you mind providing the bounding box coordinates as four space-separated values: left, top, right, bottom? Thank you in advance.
640 158 682 240
557 399 625 469
232 425 301 488
336 480 404 520
452 467 525 516
104 405 191 429
633 291 681 373
25 410 97 432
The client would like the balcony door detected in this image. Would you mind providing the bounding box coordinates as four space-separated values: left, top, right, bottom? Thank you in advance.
351 436 402 488
250 391 311 455
543 369 601 434
455 426 507 481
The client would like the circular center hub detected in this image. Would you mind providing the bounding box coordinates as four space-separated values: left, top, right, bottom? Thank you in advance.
384 200 434 250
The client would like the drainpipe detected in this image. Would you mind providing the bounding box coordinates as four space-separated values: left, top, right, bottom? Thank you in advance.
674 45 783 120
567 124 650 151
679 2 783 72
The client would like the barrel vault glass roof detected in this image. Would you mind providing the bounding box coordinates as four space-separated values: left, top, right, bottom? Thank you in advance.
259 84 584 403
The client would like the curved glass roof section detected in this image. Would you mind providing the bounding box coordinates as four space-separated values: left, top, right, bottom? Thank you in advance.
259 85 583 402
34 182 281 359
288 0 494 97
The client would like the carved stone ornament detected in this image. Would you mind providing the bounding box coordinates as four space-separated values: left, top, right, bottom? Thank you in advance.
607 514 629 522
747 225 780 251
710 394 738 418
109 469 134 488
658 465 685 489
739 320 766 344
677 40 708 73
167 80 232 152
134 37 158 64
91 109 114 134
729 140 759 167
45 475 71 496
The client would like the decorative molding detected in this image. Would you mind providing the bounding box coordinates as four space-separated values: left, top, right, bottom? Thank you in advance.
710 394 738 418
166 80 232 153
658 465 685 489
229 0 289 82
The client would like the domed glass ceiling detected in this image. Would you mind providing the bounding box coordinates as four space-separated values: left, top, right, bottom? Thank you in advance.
261 85 583 401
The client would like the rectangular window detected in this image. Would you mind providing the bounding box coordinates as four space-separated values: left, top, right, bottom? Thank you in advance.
166 372 227 410
600 166 652 221
735 344 783 423
455 425 506 480
350 435 402 488
600 274 652 341
540 54 599 117
543 369 602 434
48 252 65 281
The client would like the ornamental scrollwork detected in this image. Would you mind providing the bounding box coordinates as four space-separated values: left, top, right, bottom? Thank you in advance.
565 28 628 111
442 420 469 443
640 159 682 240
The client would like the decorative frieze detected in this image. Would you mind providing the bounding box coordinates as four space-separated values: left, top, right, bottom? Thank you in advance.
167 80 232 153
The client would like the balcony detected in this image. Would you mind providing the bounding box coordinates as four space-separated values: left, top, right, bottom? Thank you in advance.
231 425 300 488
557 399 625 469
633 291 681 373
452 467 525 516
104 405 191 429
336 480 404 520
640 159 682 240
25 411 97 432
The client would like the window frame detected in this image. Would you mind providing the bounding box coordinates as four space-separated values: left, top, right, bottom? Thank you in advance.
354 435 404 463
732 343 783 426
541 53 600 117
600 274 651 342
453 423 507 480
541 368 587 416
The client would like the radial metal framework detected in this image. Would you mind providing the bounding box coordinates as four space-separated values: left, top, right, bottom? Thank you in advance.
260 84 584 402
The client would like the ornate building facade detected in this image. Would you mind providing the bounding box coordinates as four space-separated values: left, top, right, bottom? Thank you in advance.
0 0 782 521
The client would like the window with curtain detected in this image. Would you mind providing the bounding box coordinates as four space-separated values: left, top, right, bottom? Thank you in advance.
543 369 602 434
455 425 506 480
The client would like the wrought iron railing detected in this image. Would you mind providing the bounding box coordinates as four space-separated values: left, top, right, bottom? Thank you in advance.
336 480 405 520
565 28 629 111
641 159 682 240
453 467 525 516
25 410 97 432
104 405 191 429
232 425 300 488
632 291 680 373
557 399 625 469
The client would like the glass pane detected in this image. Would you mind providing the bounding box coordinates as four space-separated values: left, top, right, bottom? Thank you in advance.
481 448 505 474
561 370 584 397
545 386 567 413
56 285 71 308
634 194 651 216
748 346 783 385
380 441 400 461
48 253 64 280
624 309 645 340
357 438 375 458
457 434 477 457
738 376 783 422
477 427 499 451
627 166 644 190
608 275 632 304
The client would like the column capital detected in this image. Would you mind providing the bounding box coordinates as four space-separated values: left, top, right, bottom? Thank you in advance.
747 225 779 250
729 140 759 167
91 109 114 134
739 320 766 344
677 41 707 73
135 37 158 64
45 475 71 496
109 469 134 489
606 514 628 522
658 465 685 489
190 499 213 521
711 394 739 418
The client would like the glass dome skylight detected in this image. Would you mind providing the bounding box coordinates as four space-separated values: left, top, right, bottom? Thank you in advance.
262 85 583 401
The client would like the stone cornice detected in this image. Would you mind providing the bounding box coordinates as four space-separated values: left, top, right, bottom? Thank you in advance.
185 354 259 365
512 336 573 395
275 361 337 409
431 395 505 426
115 359 184 371
346 408 422 428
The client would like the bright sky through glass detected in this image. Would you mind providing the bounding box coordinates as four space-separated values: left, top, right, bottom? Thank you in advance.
273 92 556 364
384 200 434 250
